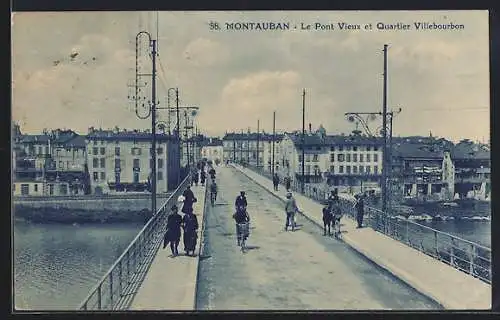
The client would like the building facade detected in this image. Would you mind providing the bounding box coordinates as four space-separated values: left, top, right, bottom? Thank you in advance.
222 132 283 170
85 127 180 194
200 138 224 164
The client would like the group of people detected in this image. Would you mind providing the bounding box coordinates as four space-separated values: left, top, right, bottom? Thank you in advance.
163 186 200 257
322 190 343 237
272 173 292 192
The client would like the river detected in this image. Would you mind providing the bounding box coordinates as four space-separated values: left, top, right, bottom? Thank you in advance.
13 220 143 310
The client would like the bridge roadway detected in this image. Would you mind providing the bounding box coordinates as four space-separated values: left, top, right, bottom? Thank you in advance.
195 166 440 310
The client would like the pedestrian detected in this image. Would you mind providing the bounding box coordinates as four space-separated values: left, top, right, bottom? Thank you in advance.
181 186 197 214
355 194 365 228
192 170 199 186
273 173 280 191
200 170 206 186
322 204 333 236
163 205 183 257
284 192 301 231
285 177 291 192
182 207 199 256
332 199 344 238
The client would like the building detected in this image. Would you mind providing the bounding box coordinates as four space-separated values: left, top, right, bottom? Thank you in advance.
222 131 283 169
13 129 85 196
451 140 490 200
200 138 224 164
279 127 383 193
85 127 180 194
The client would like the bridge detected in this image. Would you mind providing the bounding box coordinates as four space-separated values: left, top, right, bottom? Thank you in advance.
78 165 491 310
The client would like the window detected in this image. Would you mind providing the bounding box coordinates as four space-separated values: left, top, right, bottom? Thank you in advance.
330 146 335 151
100 147 105 155
338 146 344 151
115 159 120 168
133 172 139 183
366 166 371 174
360 154 364 162
359 166 364 173
132 148 142 156
366 146 371 151
157 147 164 155
374 146 379 151
346 154 351 162
339 165 344 174
93 140 97 145
158 171 163 180
337 154 345 162
353 166 358 174
330 165 335 173
374 154 378 162
21 184 29 195
115 147 120 156
34 184 38 192
313 154 319 162
158 158 164 168
59 161 63 169
330 154 335 162
374 166 379 174
100 172 106 180
298 155 303 162
93 158 99 168
60 184 68 195
305 165 311 174
93 172 98 181
353 154 358 162
93 147 98 155
133 159 140 168
366 154 371 162
49 184 54 195
346 166 351 174
100 158 105 168
305 154 311 162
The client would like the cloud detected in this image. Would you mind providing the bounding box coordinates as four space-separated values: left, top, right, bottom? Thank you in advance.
11 11 490 143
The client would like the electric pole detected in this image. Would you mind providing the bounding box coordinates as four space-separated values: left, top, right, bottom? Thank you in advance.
301 89 306 194
382 44 388 221
272 111 276 177
257 119 260 169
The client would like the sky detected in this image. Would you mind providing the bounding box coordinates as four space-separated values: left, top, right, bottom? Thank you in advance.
11 11 490 143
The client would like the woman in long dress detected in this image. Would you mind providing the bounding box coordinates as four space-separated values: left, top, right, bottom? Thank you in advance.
163 205 183 257
182 207 199 256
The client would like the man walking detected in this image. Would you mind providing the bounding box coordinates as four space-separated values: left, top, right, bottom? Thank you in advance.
284 192 301 231
355 194 365 228
273 173 280 191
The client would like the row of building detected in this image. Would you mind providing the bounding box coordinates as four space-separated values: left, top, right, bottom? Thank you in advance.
12 124 189 196
12 123 490 202
197 125 490 202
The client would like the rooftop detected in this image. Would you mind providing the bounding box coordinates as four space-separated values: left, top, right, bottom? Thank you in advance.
222 132 285 141
86 128 175 142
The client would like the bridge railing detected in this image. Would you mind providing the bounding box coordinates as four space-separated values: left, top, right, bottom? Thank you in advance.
77 176 190 310
244 165 491 284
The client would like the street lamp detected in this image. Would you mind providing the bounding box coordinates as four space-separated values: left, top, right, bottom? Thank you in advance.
344 107 402 231
128 30 158 216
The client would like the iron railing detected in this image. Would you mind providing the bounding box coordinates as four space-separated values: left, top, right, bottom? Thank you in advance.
244 165 492 284
77 176 190 310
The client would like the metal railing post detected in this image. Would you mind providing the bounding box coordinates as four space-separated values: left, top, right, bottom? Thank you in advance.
434 231 439 259
97 284 102 310
109 271 114 308
126 251 130 282
118 260 123 297
405 221 409 245
450 237 455 266
470 244 475 275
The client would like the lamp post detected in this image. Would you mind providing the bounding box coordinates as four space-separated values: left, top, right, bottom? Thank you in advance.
257 120 260 169
272 111 276 177
345 108 402 230
301 89 306 194
128 30 158 216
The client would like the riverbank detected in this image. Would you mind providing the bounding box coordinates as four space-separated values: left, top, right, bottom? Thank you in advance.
14 205 152 224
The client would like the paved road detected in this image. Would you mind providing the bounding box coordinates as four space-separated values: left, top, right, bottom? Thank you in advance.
195 166 442 310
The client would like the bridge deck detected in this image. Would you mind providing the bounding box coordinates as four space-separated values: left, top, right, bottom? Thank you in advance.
233 164 491 310
195 167 440 310
129 185 206 310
